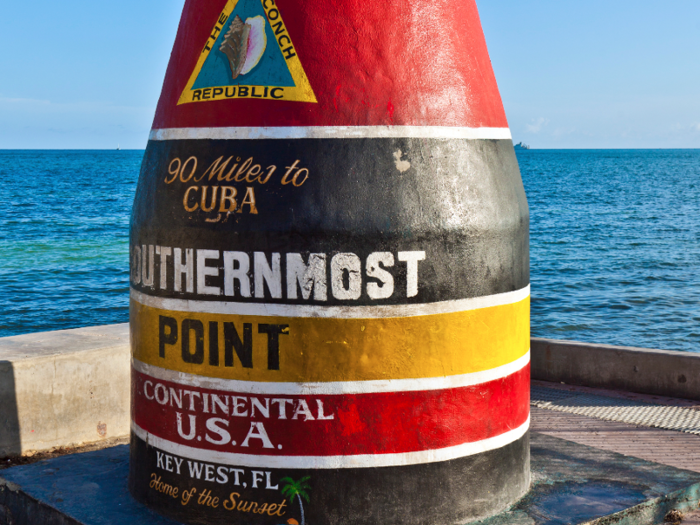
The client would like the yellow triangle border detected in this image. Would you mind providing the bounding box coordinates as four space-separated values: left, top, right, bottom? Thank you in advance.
177 0 317 105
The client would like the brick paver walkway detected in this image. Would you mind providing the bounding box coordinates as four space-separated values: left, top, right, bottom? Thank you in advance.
532 381 700 523
532 407 700 473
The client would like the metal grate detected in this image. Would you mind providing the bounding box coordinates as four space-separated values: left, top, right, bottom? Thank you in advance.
530 386 580 404
531 388 700 436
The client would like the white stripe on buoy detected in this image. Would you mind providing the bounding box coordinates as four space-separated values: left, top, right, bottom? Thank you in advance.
149 126 513 141
131 417 530 469
130 285 530 319
132 352 530 396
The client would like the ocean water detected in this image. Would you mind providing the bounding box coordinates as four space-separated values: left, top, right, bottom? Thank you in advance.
0 149 698 352
0 151 140 337
520 149 700 352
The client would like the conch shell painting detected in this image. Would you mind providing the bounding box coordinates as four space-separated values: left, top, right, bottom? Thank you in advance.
220 15 268 80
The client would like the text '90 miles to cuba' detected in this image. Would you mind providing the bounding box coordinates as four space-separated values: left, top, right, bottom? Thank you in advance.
164 155 310 218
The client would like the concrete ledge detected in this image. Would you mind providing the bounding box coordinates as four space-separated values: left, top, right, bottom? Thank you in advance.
0 324 130 458
532 337 700 401
0 477 81 525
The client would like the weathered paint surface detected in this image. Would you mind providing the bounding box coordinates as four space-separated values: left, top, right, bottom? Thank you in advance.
129 0 530 523
153 0 508 129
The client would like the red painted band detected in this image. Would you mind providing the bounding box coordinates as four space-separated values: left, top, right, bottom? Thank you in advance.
132 365 530 457
153 0 508 129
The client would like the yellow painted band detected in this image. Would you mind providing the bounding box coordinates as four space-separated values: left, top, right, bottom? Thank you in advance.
130 296 529 383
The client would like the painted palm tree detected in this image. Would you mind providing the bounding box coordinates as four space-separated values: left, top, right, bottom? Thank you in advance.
280 476 311 525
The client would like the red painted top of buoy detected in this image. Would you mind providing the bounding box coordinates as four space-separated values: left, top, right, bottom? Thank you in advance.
152 0 508 130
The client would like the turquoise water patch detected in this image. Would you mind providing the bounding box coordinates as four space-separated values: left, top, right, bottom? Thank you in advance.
193 0 295 89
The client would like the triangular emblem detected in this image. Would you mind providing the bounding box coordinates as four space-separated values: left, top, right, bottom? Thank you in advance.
178 0 317 105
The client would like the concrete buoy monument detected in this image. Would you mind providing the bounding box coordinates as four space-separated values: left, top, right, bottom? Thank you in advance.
129 0 530 523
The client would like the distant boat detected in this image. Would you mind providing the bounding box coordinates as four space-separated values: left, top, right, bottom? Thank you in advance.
116 144 121 151
514 142 531 150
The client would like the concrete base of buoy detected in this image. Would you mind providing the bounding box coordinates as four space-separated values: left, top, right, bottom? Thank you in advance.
2 431 699 525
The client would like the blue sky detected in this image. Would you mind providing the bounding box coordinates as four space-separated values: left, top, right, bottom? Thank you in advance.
480 1 700 149
0 1 698 149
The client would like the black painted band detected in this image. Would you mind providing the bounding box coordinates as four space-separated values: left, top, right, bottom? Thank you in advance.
129 431 529 525
130 138 528 304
